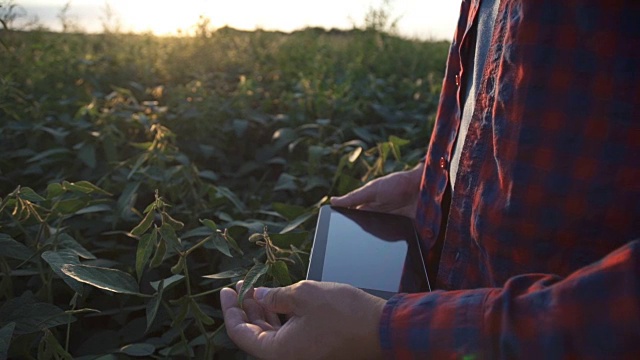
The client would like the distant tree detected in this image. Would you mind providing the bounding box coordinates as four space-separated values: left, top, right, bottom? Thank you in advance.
100 1 121 33
57 1 82 33
363 0 400 33
0 0 26 30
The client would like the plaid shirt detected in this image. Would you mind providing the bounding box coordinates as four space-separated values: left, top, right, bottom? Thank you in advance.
381 0 640 358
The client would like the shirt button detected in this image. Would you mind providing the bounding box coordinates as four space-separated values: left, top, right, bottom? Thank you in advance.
423 228 434 238
455 74 460 87
439 157 447 169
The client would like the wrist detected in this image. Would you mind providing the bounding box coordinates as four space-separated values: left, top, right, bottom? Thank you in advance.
357 291 387 359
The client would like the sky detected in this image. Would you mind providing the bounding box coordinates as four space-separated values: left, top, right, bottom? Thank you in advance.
14 0 460 40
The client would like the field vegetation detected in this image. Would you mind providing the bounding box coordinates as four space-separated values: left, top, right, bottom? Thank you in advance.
0 2 449 358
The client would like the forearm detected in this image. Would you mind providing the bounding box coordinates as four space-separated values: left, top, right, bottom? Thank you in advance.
381 240 640 359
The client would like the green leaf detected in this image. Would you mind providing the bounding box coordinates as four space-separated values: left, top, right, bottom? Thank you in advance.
180 226 211 240
189 299 214 325
18 187 45 202
274 173 298 192
214 186 246 212
303 176 330 192
353 127 374 143
202 268 247 279
146 280 164 332
200 218 218 231
270 232 309 249
120 343 156 357
337 173 362 195
150 274 184 291
0 233 34 261
280 211 316 234
272 202 306 221
0 323 15 360
149 239 167 269
389 135 410 148
69 180 112 196
212 326 235 348
41 250 84 295
131 210 155 237
198 170 218 181
162 212 184 231
224 232 244 255
269 260 292 286
61 264 142 296
208 234 231 257
54 198 89 215
117 181 141 220
127 154 148 180
130 141 154 150
27 148 71 163
39 329 73 360
159 223 181 251
77 142 97 169
55 233 96 260
158 342 194 357
136 229 157 280
238 262 268 307
143 201 156 214
62 181 92 194
75 204 111 215
46 183 65 199
170 256 186 275
170 297 190 327
0 292 75 335
308 145 326 165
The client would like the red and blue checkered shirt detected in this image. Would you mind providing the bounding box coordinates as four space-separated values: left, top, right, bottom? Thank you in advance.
381 0 640 358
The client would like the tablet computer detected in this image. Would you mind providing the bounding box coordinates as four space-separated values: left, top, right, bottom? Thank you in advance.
306 205 430 299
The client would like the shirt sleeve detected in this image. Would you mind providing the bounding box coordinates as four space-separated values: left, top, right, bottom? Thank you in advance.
380 239 640 359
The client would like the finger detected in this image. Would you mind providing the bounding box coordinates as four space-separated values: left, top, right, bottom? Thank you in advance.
264 309 282 328
221 287 250 326
236 281 267 324
220 287 241 315
251 319 276 332
357 202 396 214
331 181 378 208
254 286 297 315
221 288 278 355
236 280 255 299
243 298 267 323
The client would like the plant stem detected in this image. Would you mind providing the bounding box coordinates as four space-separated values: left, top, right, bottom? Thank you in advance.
161 301 192 358
65 295 78 352
191 282 234 299
185 236 211 256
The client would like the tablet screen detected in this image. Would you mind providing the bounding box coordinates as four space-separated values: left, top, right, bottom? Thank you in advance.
322 210 409 291
307 206 430 298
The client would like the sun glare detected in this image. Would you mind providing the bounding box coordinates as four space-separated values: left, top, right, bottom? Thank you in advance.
117 1 204 35
19 0 460 39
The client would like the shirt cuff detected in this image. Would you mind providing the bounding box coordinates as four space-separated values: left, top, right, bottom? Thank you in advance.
380 290 488 359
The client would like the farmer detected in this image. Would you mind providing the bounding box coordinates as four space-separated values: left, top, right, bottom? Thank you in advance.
221 1 640 358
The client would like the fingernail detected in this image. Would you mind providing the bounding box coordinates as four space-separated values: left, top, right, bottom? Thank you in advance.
254 287 268 302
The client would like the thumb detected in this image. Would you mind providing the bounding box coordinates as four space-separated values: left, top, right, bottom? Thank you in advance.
254 286 297 314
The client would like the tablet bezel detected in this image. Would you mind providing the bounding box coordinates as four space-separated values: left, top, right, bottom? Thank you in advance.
306 205 430 299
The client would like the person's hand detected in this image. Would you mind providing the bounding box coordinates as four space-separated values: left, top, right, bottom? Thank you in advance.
220 280 386 360
331 163 424 219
